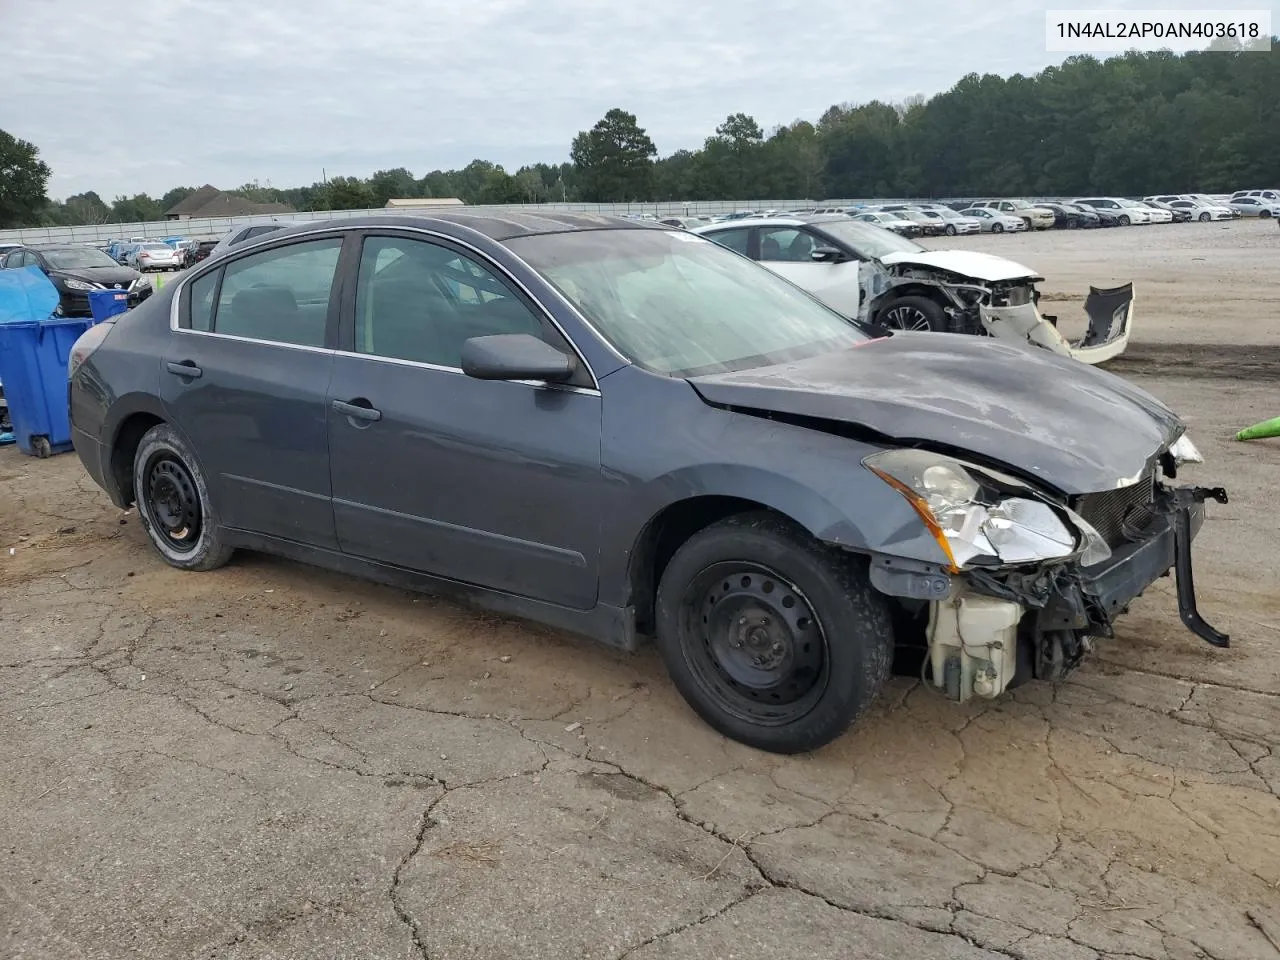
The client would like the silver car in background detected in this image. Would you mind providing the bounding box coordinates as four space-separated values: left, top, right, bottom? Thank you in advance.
918 206 982 236
130 242 180 272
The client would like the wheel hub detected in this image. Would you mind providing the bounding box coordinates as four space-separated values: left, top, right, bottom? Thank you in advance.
146 458 201 547
687 564 827 717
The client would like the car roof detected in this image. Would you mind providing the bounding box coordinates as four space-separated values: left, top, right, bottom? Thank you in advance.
260 211 668 244
697 214 850 230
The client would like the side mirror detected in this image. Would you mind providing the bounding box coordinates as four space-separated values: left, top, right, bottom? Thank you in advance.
461 334 576 383
811 245 846 263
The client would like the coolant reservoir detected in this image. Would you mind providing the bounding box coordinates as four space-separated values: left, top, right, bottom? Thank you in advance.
928 594 1023 701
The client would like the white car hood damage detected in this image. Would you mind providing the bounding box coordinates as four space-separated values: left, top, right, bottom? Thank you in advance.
879 250 1042 283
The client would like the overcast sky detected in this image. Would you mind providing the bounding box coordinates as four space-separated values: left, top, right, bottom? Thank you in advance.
5 0 1266 199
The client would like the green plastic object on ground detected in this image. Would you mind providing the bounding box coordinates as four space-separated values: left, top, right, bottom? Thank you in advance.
1236 416 1280 441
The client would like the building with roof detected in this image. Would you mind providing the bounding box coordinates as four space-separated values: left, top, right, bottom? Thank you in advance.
164 185 296 221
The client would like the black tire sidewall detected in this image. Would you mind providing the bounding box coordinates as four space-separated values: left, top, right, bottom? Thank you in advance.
132 423 232 571
877 295 948 333
654 514 892 754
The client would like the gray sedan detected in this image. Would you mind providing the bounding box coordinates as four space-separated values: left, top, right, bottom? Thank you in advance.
67 213 1228 753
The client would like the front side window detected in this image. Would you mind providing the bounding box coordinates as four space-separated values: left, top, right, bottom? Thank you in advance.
353 235 548 369
702 227 749 256
507 228 866 378
758 227 816 262
194 238 341 346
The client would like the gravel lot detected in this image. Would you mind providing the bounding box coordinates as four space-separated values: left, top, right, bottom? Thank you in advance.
3 219 1280 960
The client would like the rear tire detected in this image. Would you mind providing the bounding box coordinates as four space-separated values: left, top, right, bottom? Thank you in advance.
654 513 893 753
133 423 233 571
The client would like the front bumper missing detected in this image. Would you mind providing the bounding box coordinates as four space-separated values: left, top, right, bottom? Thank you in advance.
1014 483 1229 666
869 482 1228 698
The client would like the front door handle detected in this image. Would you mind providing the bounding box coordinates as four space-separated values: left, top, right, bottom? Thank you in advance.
166 360 202 379
332 398 382 422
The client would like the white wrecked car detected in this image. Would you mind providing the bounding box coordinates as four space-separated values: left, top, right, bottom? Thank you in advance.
694 214 1132 365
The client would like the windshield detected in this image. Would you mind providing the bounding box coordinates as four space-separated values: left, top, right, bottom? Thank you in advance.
42 248 121 269
810 218 926 257
507 228 867 377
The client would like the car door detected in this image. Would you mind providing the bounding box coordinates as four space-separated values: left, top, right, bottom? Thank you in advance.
756 225 862 318
162 233 345 548
325 230 603 610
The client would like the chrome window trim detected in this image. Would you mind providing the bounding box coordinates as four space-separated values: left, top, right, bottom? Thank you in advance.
169 222 613 390
171 327 336 356
329 349 600 397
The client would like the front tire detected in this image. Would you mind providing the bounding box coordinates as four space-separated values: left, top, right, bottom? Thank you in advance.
1118 215 1130 226
991 222 1004 233
654 513 893 753
876 295 948 332
1260 210 1272 219
133 423 233 571
1199 212 1211 222
944 224 957 236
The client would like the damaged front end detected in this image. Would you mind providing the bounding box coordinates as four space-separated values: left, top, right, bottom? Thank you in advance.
864 443 1227 703
865 256 1133 364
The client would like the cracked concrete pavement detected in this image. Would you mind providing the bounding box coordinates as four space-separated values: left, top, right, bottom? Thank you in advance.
4 222 1280 959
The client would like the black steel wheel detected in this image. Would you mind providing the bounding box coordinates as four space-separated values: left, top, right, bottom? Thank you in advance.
143 455 202 551
877 295 947 332
132 423 233 571
679 562 829 726
655 512 893 753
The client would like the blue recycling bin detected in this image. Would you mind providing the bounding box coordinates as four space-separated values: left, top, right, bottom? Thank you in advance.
0 318 94 457
88 288 130 322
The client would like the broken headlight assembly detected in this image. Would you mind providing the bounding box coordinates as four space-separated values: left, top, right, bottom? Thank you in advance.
1169 434 1203 465
863 449 1111 571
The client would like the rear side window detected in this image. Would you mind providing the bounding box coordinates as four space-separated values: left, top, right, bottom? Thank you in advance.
189 271 218 331
189 238 342 347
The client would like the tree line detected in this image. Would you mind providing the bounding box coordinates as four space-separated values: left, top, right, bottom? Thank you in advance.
1 43 1276 229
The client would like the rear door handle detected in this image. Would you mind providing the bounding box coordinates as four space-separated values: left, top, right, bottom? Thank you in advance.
332 398 381 422
166 360 202 379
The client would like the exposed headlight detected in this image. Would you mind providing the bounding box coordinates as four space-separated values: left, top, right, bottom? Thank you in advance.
863 449 1106 571
1169 434 1203 465
63 278 99 292
131 276 151 290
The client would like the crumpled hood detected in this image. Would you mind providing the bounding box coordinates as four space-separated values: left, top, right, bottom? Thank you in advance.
879 250 1041 283
689 333 1182 495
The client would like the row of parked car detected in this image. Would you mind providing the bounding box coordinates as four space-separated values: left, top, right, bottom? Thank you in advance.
664 189 1276 237
101 237 219 272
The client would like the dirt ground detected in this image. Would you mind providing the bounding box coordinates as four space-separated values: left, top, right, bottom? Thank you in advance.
4 220 1280 960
